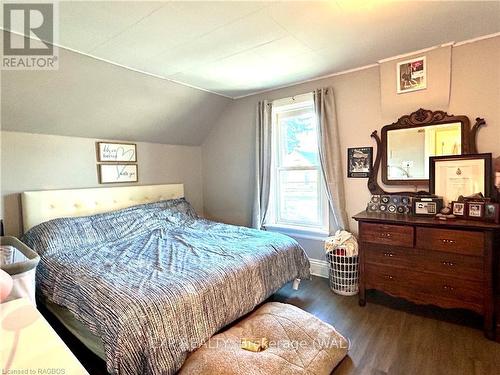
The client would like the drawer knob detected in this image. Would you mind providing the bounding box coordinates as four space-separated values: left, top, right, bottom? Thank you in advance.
380 233 392 238
441 261 455 266
440 239 456 245
443 285 455 291
384 275 394 280
383 252 394 257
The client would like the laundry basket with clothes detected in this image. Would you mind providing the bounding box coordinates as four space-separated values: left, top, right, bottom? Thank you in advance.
325 230 359 296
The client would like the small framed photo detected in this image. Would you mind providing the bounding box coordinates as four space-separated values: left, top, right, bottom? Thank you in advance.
96 142 137 162
98 164 138 184
348 147 373 178
466 202 485 220
484 203 499 224
451 201 467 217
397 56 426 94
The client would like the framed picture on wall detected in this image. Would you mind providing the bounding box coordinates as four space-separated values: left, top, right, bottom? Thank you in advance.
347 147 373 178
96 142 137 162
397 56 427 94
98 164 138 184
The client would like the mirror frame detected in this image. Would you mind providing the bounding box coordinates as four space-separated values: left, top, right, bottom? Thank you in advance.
368 108 486 196
381 110 469 185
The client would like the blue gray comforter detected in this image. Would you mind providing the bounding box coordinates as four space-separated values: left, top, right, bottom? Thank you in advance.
22 199 310 375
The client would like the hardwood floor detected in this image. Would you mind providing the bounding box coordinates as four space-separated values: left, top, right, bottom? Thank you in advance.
272 277 500 375
42 276 500 375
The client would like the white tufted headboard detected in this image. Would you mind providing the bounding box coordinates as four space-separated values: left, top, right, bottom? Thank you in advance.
21 184 184 232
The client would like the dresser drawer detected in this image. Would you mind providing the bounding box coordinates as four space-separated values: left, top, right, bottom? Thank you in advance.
365 264 412 293
360 223 414 247
363 244 483 282
415 227 484 256
365 264 483 312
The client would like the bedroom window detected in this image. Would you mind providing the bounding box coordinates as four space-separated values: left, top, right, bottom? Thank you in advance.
267 94 329 233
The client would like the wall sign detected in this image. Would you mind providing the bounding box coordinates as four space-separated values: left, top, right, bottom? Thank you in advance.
397 56 427 94
96 141 139 184
98 164 138 184
96 142 137 162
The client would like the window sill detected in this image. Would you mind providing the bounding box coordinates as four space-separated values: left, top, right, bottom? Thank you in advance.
264 224 329 241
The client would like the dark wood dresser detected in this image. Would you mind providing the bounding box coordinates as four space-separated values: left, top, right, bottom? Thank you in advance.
353 211 500 339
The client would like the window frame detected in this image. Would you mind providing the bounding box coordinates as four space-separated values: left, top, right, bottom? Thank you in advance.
267 94 329 233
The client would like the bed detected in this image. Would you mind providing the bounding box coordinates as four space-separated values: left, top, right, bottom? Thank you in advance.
20 184 310 375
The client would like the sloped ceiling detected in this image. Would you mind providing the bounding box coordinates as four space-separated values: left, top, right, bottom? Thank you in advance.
3 1 499 98
1 31 230 146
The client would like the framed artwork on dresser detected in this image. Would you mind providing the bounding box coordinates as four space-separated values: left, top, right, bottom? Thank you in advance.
429 153 492 206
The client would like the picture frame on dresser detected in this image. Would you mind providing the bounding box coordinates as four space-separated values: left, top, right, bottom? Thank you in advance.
429 153 492 206
495 156 500 202
466 202 485 220
451 201 467 217
484 203 499 224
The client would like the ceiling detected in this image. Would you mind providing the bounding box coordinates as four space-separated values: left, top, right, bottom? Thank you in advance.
2 1 500 98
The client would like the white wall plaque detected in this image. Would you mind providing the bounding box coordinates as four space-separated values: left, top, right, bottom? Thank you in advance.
97 142 137 162
98 164 138 184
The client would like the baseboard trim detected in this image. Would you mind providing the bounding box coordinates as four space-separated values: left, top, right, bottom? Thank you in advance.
309 258 329 279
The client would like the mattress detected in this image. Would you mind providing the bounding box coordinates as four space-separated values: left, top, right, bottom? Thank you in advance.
43 297 106 360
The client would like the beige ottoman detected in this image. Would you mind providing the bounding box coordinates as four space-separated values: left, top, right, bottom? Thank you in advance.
179 302 349 375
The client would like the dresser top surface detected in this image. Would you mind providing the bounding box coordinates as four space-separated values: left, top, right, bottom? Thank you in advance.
353 211 500 231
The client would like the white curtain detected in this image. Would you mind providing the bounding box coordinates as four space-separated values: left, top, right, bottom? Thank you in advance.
252 100 273 229
314 88 349 232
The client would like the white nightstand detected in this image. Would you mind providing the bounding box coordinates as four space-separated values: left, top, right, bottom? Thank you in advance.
0 298 89 374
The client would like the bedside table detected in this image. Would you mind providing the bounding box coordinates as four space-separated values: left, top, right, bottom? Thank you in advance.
1 297 88 374
0 236 40 304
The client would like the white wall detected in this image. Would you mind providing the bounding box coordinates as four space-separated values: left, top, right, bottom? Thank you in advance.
1 131 204 236
201 36 500 261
